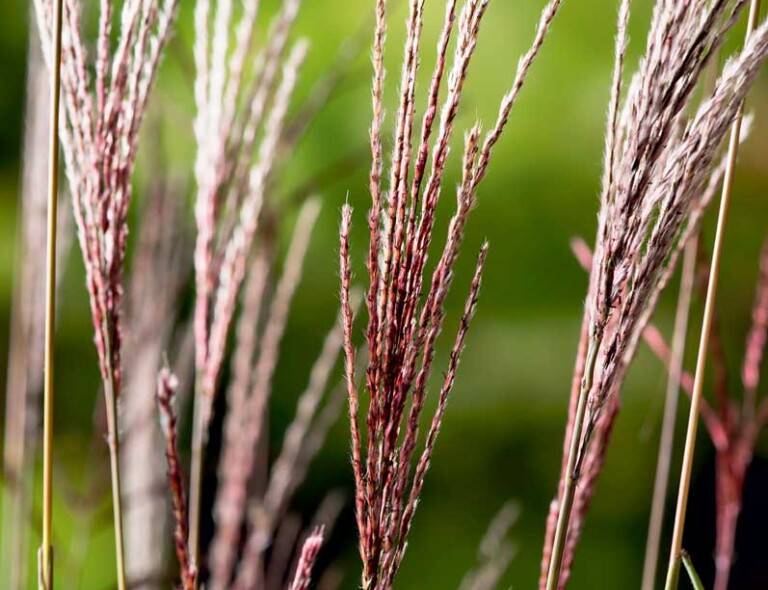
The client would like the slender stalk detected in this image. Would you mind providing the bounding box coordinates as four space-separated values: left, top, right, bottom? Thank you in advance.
102 327 127 590
188 385 208 586
641 235 698 590
106 411 128 590
545 335 600 590
38 0 63 585
664 3 761 587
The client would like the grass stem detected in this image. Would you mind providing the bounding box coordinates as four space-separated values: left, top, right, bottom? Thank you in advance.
106 412 128 590
101 328 127 590
681 551 705 590
39 0 63 585
545 336 599 590
188 382 208 590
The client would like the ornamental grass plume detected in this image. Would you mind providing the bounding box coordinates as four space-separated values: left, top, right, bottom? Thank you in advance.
559 137 743 590
145 0 364 584
541 1 768 587
207 199 344 590
338 0 564 587
32 0 179 586
154 197 350 590
187 0 309 564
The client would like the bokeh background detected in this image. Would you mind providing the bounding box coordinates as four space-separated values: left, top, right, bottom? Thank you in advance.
2 0 768 588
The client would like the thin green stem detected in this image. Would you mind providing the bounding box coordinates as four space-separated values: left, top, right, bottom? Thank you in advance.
664 3 761 588
39 0 64 586
681 551 705 590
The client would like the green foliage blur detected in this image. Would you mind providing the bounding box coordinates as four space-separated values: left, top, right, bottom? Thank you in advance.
1 0 768 588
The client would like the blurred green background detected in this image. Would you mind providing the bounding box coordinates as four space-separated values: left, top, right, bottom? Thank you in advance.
2 0 768 588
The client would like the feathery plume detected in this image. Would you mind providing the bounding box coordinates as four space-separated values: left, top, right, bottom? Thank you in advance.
208 198 319 589
543 1 768 587
187 0 309 564
341 1 564 587
32 0 180 585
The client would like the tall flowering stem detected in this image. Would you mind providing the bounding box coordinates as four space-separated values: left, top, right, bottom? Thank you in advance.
184 4 356 580
209 199 321 590
340 2 564 587
33 0 179 587
188 0 308 568
543 0 768 587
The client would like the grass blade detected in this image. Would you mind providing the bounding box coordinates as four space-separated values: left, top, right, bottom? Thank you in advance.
681 551 705 590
